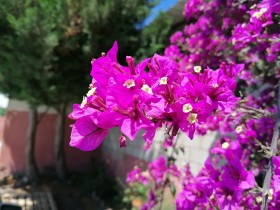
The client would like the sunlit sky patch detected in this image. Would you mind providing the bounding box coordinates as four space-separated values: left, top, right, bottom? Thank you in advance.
0 94 8 108
143 0 178 26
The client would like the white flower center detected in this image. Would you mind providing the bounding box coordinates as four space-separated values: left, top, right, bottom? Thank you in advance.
183 103 193 113
194 66 202 73
222 142 230 149
235 126 243 133
159 77 168 85
123 79 136 88
187 113 197 124
253 8 267 19
212 83 219 88
141 84 153 95
256 196 262 203
268 188 274 200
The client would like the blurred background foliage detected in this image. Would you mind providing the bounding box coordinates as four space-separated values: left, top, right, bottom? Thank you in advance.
0 0 172 107
0 0 173 182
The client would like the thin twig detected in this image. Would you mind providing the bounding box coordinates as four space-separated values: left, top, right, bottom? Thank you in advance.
261 80 280 210
238 104 274 118
168 131 181 167
207 197 218 210
254 138 272 158
158 132 180 210
158 179 168 210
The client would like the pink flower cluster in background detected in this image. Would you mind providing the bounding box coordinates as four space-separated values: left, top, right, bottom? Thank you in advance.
125 0 279 208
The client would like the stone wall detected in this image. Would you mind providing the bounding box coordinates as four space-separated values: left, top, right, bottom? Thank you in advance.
101 127 217 176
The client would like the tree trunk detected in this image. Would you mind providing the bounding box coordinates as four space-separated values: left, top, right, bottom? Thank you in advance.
25 107 39 182
55 102 67 180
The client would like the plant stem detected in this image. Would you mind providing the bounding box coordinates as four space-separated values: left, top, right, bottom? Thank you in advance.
261 80 280 210
158 132 180 210
158 179 168 210
238 104 274 118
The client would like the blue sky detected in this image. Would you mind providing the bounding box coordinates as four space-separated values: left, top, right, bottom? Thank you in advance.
144 0 178 26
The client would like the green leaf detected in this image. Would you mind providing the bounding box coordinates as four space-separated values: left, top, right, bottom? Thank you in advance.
169 182 176 197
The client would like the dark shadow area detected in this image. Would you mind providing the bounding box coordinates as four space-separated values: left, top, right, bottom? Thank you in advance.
0 158 129 210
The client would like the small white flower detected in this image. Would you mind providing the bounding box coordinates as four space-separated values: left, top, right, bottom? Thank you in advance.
123 79 136 88
268 188 274 200
222 142 230 149
141 84 153 95
256 196 262 203
187 113 197 124
235 126 243 133
253 8 267 19
212 83 219 88
183 103 193 113
159 77 168 85
194 66 202 73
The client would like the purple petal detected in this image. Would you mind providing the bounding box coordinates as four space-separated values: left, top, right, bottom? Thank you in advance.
120 118 138 140
136 57 150 74
106 41 118 62
239 171 255 189
70 116 108 151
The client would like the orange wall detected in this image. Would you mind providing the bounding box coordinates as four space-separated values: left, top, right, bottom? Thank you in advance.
0 111 102 175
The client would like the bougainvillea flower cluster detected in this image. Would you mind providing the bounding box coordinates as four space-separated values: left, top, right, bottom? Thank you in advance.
69 41 243 151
